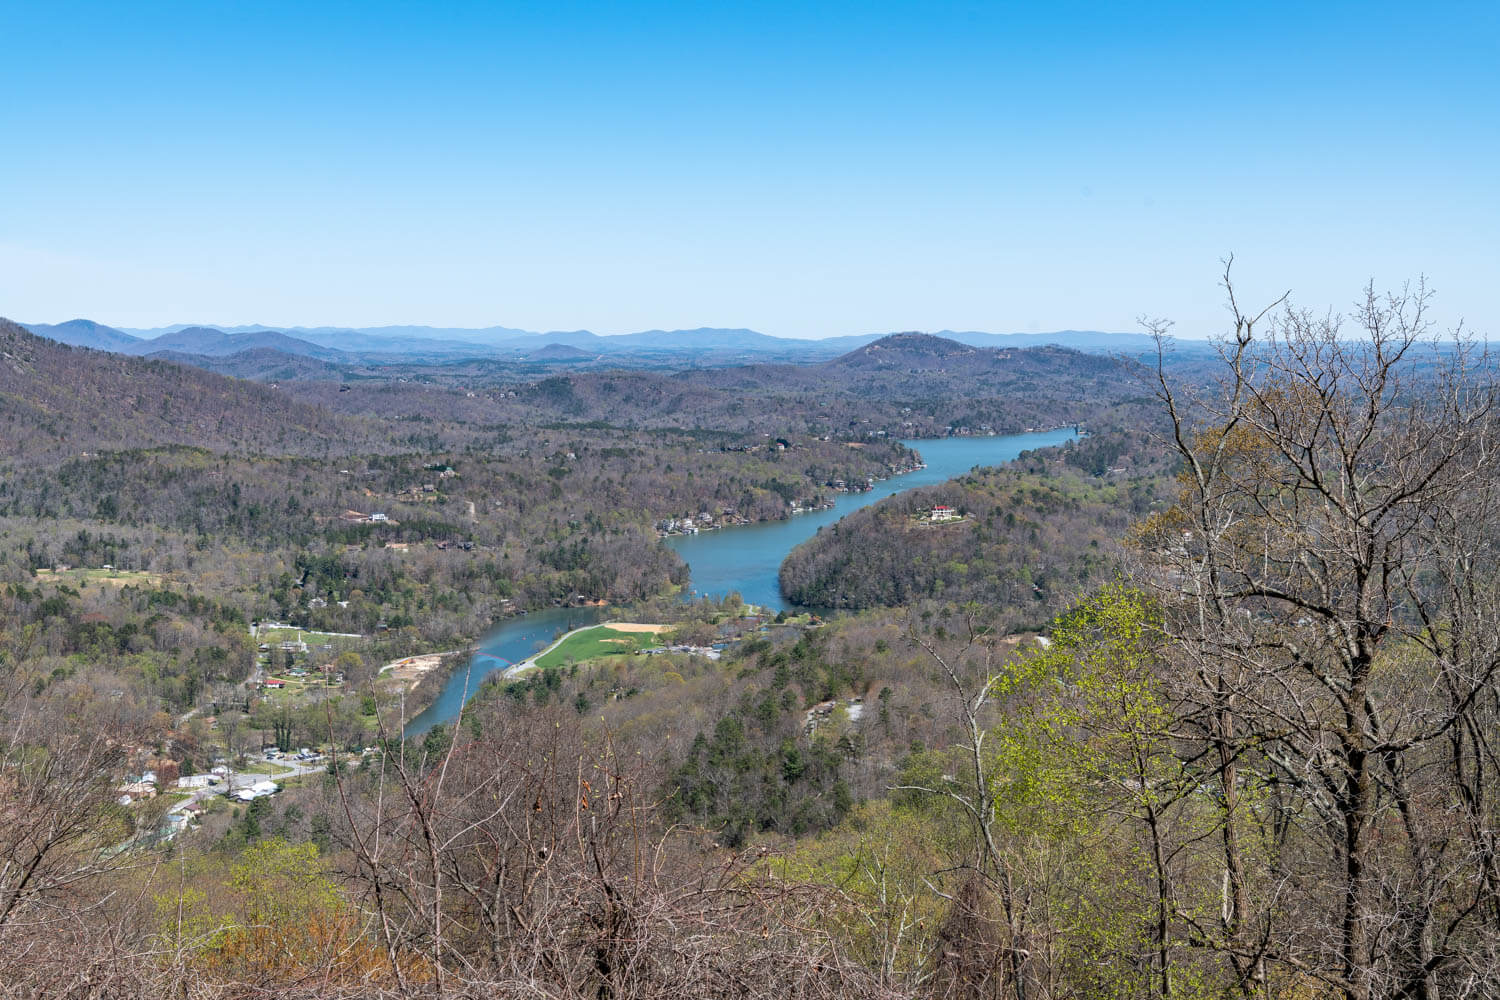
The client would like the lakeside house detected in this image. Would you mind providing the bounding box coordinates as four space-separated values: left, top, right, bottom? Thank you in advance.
928 505 960 523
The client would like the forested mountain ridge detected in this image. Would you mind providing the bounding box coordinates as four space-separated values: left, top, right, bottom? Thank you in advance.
145 347 349 382
133 326 350 361
0 318 359 459
14 323 1163 447
20 317 141 351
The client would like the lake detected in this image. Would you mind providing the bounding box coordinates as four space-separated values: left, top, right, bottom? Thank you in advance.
405 426 1078 734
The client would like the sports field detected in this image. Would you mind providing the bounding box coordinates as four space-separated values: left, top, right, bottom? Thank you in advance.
532 624 664 669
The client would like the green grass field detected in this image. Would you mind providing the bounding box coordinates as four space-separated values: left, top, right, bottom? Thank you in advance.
534 626 659 669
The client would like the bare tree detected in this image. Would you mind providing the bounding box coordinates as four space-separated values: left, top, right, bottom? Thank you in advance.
0 661 169 998
330 698 901 998
1140 265 1500 1000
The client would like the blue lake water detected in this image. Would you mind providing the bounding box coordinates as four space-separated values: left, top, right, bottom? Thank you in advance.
665 428 1079 611
402 604 608 735
405 427 1078 734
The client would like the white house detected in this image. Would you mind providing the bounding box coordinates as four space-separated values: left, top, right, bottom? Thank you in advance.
234 780 280 802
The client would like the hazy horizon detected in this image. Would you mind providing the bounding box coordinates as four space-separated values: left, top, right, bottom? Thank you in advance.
46 320 1176 343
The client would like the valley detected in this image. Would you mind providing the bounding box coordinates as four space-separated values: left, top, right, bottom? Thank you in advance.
6 7 1489 994
1 297 1492 1000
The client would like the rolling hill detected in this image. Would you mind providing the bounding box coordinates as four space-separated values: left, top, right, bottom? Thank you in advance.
526 342 598 362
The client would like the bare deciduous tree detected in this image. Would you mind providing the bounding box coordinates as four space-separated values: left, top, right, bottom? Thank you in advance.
1140 265 1500 1000
330 699 901 999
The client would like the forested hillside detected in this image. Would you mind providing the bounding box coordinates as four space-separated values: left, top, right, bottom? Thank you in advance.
0 318 359 458
147 347 350 382
779 426 1171 620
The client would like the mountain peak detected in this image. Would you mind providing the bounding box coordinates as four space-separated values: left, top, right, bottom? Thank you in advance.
21 318 141 351
527 342 596 361
830 332 978 369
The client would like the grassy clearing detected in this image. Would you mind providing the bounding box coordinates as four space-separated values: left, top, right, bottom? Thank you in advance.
35 568 163 588
534 626 660 669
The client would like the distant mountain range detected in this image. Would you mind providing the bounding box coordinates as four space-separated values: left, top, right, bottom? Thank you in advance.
21 318 1189 370
134 326 350 361
0 319 1159 472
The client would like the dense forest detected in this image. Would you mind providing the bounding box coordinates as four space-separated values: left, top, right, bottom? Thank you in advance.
2 283 1498 1000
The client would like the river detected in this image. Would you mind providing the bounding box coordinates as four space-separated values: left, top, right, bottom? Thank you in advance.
404 427 1078 734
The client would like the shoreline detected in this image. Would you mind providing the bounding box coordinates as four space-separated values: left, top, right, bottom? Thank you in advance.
398 622 670 731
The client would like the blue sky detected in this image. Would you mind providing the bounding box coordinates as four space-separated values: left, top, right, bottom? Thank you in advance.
2 1 1495 339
